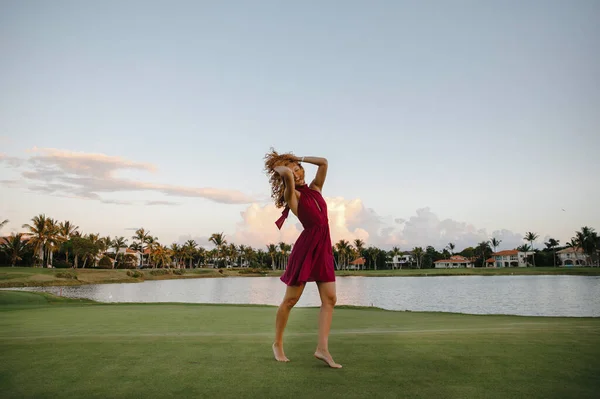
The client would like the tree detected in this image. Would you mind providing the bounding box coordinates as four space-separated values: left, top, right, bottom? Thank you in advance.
489 238 501 254
112 236 128 268
22 214 48 267
446 243 456 256
412 247 424 269
353 239 365 258
365 246 379 270
209 233 226 267
267 244 278 270
71 236 100 268
59 221 79 264
389 246 401 269
335 240 351 269
0 233 28 266
133 228 151 267
544 238 560 267
476 241 492 267
524 232 539 267
184 240 198 268
574 226 598 266
0 218 8 230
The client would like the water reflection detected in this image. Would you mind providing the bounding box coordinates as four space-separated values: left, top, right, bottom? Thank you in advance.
7 275 600 317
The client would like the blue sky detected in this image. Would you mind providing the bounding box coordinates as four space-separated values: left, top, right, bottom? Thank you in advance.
1 0 599 251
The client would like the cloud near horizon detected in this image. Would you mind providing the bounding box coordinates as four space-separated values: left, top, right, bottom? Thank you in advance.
1 148 256 205
230 199 528 251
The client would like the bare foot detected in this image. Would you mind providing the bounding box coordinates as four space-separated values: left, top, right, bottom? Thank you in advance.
272 343 290 362
314 349 342 369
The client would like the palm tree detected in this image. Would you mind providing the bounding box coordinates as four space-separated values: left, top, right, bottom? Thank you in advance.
267 244 278 270
151 243 171 268
279 243 292 270
524 232 539 267
476 241 492 267
446 243 456 256
133 228 151 267
0 218 8 230
243 246 255 268
112 236 128 268
209 233 226 267
227 243 238 267
353 239 365 257
59 220 79 264
335 240 351 269
390 246 401 269
184 240 198 268
366 246 379 270
44 218 62 267
0 233 29 266
544 238 560 267
412 247 424 269
489 238 501 254
22 214 48 267
575 226 598 266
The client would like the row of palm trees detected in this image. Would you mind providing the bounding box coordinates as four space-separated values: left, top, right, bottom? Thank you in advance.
1 215 598 268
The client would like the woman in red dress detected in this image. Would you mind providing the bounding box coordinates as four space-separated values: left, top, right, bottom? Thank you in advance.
264 148 342 369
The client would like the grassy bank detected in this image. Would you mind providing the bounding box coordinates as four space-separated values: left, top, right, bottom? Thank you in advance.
0 290 599 398
1 266 599 288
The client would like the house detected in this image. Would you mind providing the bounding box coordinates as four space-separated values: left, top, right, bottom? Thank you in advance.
557 247 589 266
434 255 474 268
348 257 366 270
491 250 532 267
106 247 142 265
386 254 413 269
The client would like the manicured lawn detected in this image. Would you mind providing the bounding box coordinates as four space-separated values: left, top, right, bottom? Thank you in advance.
1 291 599 398
1 266 598 289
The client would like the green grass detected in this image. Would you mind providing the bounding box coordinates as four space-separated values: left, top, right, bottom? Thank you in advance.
1 291 599 398
1 266 598 289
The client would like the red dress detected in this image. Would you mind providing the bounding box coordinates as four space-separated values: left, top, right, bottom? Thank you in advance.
275 184 336 286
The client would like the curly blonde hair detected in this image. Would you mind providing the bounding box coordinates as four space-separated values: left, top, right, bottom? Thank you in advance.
264 147 303 208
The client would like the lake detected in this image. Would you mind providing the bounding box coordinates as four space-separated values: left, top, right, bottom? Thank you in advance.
8 275 600 317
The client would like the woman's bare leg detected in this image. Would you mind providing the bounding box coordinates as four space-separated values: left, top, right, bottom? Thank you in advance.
314 281 342 368
273 283 305 362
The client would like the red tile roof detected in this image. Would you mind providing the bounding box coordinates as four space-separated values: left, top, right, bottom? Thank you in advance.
350 257 366 265
557 247 583 254
434 256 473 264
492 250 519 256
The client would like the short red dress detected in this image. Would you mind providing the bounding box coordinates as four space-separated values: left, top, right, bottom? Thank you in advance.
275 184 336 286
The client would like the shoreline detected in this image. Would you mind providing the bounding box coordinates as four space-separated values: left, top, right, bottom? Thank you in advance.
0 266 598 288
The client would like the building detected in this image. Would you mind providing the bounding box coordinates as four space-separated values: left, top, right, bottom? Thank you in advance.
491 250 532 267
386 254 413 269
433 255 474 268
348 257 366 270
557 247 589 266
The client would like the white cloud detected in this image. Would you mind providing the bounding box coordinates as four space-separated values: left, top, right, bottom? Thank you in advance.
230 199 527 252
1 147 255 205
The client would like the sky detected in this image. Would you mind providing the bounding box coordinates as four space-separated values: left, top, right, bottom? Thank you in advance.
1 0 599 252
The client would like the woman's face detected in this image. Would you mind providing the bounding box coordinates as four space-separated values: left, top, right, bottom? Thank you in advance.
284 161 305 185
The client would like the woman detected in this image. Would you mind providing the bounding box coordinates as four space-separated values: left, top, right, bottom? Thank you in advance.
264 148 342 369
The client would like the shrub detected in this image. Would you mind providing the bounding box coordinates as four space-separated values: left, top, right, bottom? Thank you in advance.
55 271 77 280
53 260 72 269
126 270 144 278
98 256 114 269
149 269 172 276
238 268 267 275
172 269 186 275
118 254 138 269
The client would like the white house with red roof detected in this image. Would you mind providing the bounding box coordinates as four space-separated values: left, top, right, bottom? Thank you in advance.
557 247 589 266
434 255 474 268
491 250 532 267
